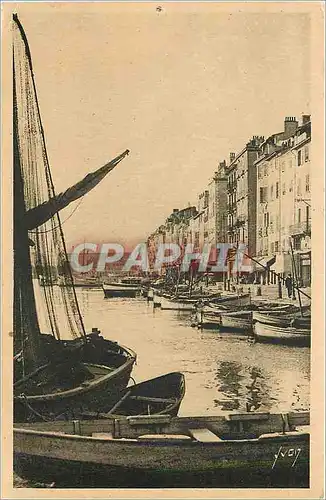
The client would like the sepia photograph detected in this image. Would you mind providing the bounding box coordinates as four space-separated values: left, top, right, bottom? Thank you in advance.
1 1 324 497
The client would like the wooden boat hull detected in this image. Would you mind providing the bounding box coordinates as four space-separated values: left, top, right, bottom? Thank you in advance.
254 321 311 347
209 293 251 307
194 294 252 329
14 337 137 422
14 411 309 488
220 312 253 332
103 284 139 298
160 296 197 311
82 372 185 419
253 311 311 329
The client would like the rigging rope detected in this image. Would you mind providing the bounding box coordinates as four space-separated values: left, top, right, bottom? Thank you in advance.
28 198 84 234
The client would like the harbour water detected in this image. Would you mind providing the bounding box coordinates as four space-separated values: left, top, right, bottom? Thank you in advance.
77 289 310 416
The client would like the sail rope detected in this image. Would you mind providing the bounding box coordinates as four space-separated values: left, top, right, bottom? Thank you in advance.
28 198 84 234
13 16 86 346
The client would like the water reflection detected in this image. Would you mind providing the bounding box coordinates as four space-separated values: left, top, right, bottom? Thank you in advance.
214 361 242 411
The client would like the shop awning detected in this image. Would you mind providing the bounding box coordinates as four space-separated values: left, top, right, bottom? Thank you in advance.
254 255 276 271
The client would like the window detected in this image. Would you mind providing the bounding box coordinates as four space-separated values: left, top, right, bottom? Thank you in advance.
258 167 262 179
289 180 293 193
305 174 310 192
266 212 269 226
298 150 302 166
260 187 264 203
293 236 301 251
276 182 279 199
275 241 279 253
271 242 274 253
270 185 274 199
297 178 302 196
306 205 310 222
282 182 286 195
304 145 309 162
298 208 301 223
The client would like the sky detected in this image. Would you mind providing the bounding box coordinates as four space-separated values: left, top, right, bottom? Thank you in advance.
11 3 311 248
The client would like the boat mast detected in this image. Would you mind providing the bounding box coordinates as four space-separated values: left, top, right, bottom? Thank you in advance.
13 14 87 339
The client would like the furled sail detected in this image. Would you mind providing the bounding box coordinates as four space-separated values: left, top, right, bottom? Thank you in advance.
25 149 129 230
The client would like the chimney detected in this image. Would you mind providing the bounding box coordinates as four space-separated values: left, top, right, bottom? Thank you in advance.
230 152 235 163
302 114 311 125
284 116 298 139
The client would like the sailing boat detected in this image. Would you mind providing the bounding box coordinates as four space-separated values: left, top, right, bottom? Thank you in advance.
13 14 136 422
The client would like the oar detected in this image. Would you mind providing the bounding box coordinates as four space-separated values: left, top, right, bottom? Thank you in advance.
107 390 132 414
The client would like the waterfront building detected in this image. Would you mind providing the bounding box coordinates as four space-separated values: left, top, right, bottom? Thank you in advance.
225 136 264 281
226 136 265 259
255 115 311 286
147 206 198 273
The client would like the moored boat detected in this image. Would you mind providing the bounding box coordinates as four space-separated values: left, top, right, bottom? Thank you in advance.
194 301 301 330
220 310 253 332
102 283 140 298
253 321 311 347
81 371 185 419
14 410 309 488
14 333 136 422
193 293 252 328
252 311 311 329
160 295 198 311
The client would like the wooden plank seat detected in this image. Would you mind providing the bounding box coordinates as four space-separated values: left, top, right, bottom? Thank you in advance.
188 428 223 442
224 413 270 422
127 415 172 426
138 434 192 442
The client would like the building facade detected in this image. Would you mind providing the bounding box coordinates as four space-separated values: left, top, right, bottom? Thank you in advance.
255 116 311 285
226 136 265 259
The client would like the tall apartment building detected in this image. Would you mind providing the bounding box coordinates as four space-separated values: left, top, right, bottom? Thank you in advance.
226 136 265 258
255 116 311 285
207 161 228 248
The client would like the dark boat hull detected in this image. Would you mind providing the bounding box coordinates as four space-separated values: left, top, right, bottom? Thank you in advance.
103 285 139 298
81 371 186 419
14 411 309 488
14 334 137 422
14 361 135 422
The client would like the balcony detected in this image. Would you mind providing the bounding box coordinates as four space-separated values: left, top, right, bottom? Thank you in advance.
289 219 311 236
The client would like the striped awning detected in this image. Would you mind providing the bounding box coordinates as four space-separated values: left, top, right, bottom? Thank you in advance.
255 255 276 271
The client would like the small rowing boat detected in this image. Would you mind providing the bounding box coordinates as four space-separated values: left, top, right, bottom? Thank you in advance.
253 321 311 347
81 371 185 419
